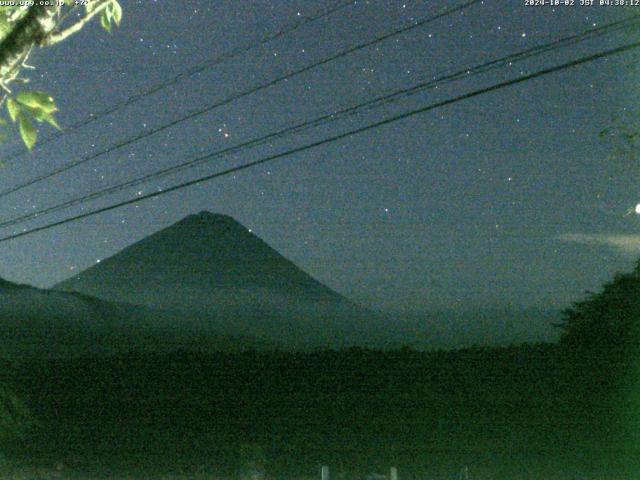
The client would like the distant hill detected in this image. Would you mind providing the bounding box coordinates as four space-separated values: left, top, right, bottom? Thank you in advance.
0 276 272 359
55 212 378 349
0 278 142 358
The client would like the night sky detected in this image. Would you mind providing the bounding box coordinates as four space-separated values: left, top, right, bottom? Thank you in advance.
0 0 638 314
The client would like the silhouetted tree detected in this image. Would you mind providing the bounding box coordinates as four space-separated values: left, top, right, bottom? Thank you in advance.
553 267 640 459
559 260 640 359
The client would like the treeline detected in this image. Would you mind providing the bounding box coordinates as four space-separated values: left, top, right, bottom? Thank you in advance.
0 341 633 478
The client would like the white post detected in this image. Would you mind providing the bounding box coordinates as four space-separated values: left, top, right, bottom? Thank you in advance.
390 467 398 480
321 465 330 480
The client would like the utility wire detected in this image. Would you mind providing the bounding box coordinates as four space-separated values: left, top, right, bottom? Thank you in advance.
0 0 484 199
1 0 357 163
0 39 637 244
0 16 637 230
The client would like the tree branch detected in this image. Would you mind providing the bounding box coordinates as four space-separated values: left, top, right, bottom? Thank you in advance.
42 0 112 46
8 6 30 24
0 4 57 81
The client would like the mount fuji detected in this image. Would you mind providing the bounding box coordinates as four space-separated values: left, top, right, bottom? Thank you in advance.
55 212 380 349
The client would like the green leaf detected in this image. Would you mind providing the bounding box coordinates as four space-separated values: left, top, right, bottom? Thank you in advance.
100 10 111 32
28 107 59 129
6 98 19 122
17 112 36 150
16 91 56 113
43 113 61 130
110 0 122 26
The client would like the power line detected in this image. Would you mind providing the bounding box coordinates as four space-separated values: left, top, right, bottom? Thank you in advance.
1 39 637 244
1 0 357 163
0 0 484 199
0 15 636 230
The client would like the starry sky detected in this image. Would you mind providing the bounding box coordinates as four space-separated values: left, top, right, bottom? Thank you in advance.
0 0 638 314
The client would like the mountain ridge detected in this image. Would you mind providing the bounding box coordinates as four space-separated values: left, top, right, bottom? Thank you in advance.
0 274 275 358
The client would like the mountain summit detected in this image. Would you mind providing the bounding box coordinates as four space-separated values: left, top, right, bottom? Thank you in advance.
55 212 372 348
57 211 345 308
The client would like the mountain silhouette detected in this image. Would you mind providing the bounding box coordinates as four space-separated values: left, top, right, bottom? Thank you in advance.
0 277 148 358
55 212 376 349
0 274 271 358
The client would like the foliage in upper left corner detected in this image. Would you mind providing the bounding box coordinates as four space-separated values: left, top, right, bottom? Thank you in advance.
3 90 60 150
